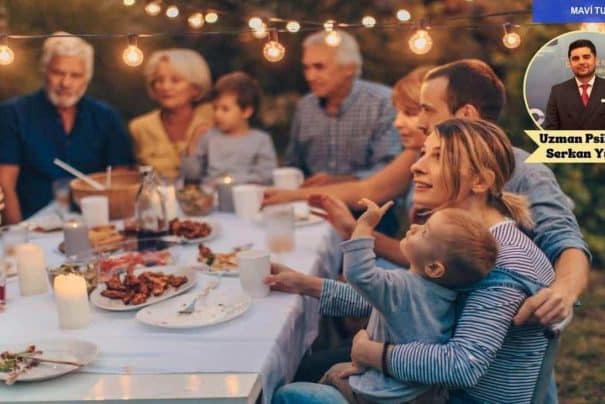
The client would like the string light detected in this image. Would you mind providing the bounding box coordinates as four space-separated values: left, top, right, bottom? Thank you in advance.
123 0 136 6
248 17 264 30
144 1 161 16
252 23 268 39
122 34 144 67
286 20 300 33
502 23 521 49
409 22 432 55
396 9 411 22
580 23 605 33
188 12 204 29
323 19 335 31
205 11 218 23
0 36 14 66
263 29 285 62
165 5 179 18
362 16 376 28
322 20 342 47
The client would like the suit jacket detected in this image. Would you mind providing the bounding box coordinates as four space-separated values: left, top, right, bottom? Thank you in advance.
543 76 605 130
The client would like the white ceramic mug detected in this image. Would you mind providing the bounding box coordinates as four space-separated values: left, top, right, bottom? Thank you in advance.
232 185 264 221
80 196 109 228
273 168 304 190
237 250 270 298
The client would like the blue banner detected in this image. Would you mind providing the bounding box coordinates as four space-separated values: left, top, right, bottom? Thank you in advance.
533 0 605 23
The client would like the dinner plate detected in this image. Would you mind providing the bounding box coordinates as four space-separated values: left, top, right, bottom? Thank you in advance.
90 265 197 311
196 262 240 277
0 338 98 383
26 215 64 233
136 288 252 329
164 218 219 244
295 213 324 227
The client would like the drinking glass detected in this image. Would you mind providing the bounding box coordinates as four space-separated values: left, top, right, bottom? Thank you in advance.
264 205 295 254
1 223 29 276
52 177 72 219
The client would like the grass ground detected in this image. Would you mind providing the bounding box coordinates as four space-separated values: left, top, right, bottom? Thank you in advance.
557 269 605 403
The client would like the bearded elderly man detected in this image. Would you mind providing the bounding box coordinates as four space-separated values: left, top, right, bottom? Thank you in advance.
285 30 401 187
0 32 134 223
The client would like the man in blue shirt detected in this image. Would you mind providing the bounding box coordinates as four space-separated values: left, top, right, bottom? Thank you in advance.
285 30 401 187
0 32 134 223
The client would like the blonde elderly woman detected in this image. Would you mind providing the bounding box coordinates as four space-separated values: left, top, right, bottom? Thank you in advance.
0 32 134 223
129 49 214 179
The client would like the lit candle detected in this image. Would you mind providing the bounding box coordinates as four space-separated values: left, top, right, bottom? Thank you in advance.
217 175 234 212
63 220 91 259
54 274 90 329
15 243 48 296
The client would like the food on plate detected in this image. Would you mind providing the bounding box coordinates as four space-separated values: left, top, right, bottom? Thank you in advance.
89 225 126 250
0 345 41 385
100 267 188 305
176 185 214 216
197 243 238 273
98 250 172 278
169 218 212 239
48 263 98 294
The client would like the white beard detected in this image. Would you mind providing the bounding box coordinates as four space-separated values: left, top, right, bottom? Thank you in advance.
47 86 87 108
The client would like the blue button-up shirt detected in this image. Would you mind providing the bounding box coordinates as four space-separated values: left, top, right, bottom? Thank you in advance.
0 89 134 218
285 79 401 179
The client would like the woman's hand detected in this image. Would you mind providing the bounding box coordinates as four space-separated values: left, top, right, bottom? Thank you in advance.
262 188 298 207
264 262 303 294
352 198 394 238
350 330 384 371
308 194 356 240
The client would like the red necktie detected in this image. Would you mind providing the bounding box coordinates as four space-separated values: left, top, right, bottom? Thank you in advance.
581 83 590 106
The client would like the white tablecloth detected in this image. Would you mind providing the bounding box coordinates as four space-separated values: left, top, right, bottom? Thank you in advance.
2 211 332 403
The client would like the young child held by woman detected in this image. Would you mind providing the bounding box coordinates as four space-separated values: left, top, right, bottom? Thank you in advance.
320 201 498 404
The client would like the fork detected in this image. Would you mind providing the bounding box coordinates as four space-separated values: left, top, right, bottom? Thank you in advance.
178 274 222 314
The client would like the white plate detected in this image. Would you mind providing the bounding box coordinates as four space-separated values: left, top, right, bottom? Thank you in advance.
0 338 98 383
26 215 64 233
136 288 252 329
90 265 197 311
196 262 240 277
295 213 324 227
165 218 219 244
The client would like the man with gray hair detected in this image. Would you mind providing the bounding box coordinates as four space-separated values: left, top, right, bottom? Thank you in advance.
0 32 133 223
285 30 400 187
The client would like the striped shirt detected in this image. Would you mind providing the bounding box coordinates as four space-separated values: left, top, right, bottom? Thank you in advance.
319 220 555 404
284 79 401 179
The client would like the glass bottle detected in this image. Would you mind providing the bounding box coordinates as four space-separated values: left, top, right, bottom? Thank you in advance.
135 166 168 250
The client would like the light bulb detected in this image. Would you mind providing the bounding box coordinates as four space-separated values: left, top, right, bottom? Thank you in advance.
286 20 300 33
123 45 144 67
249 17 263 30
188 12 204 29
145 1 161 16
580 23 605 33
123 0 136 6
0 45 15 66
252 23 268 39
396 9 411 22
502 32 521 49
324 30 342 47
409 29 432 55
323 20 335 32
263 40 285 62
165 5 179 18
362 16 376 28
205 11 218 23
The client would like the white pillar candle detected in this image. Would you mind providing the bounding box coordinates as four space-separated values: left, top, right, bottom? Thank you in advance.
160 185 178 221
80 196 109 228
54 274 91 329
15 243 48 296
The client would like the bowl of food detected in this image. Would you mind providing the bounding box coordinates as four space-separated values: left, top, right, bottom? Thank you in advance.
48 262 98 294
70 170 140 220
176 185 214 216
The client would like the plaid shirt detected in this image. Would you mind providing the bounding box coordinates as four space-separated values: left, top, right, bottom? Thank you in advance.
285 79 401 178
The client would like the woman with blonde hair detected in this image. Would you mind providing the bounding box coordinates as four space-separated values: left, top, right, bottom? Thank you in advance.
129 48 213 179
269 119 555 404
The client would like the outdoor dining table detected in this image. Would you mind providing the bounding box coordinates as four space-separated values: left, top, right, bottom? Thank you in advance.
0 204 335 403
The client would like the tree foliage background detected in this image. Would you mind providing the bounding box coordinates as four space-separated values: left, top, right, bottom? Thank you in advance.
0 0 603 266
